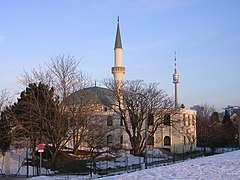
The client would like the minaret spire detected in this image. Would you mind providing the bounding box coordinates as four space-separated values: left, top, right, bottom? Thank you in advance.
112 17 125 86
173 51 179 108
114 17 122 50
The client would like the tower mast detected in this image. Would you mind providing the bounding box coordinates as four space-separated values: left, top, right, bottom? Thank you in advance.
173 52 179 108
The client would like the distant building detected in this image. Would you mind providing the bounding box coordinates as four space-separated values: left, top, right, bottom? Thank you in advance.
230 109 240 145
223 105 240 116
190 105 204 117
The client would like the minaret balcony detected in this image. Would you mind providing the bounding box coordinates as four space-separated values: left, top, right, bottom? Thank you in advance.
112 67 125 74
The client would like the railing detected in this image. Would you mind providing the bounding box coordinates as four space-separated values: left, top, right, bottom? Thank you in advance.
112 67 125 73
1 146 240 179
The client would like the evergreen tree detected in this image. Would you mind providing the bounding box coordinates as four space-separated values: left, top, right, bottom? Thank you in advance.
3 82 69 164
207 112 222 149
0 109 12 155
222 114 236 146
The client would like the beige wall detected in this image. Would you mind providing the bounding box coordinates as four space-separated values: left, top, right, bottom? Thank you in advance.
154 109 197 153
120 108 197 154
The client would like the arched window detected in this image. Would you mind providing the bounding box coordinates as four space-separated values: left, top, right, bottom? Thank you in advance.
188 115 191 126
147 135 154 146
120 135 123 144
107 116 113 126
164 114 171 126
183 114 186 126
148 114 154 126
192 115 196 126
120 117 123 126
164 136 171 146
107 135 113 144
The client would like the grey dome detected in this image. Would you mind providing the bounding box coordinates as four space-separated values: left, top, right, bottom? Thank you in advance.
64 86 115 107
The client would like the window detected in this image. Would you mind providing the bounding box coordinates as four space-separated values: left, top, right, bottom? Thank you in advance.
120 117 123 126
164 136 171 146
73 106 77 112
164 114 171 126
192 115 195 126
147 135 154 146
183 114 186 126
133 114 138 121
104 107 108 112
120 135 123 144
107 135 113 144
188 115 191 126
107 116 113 126
148 114 154 126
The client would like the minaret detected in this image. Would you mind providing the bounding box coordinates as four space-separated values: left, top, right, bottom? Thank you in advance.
173 52 179 108
112 17 125 86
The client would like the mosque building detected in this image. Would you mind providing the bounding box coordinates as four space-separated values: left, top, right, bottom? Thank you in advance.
65 18 197 154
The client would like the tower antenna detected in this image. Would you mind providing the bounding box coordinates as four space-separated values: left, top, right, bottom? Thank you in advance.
173 51 179 108
174 51 177 73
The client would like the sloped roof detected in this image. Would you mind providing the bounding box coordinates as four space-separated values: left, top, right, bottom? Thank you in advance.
114 22 122 49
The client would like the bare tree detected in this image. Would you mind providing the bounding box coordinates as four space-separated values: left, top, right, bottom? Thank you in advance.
63 89 100 154
0 89 12 112
83 113 120 174
48 54 92 100
231 110 240 145
104 79 178 156
185 125 196 157
196 104 219 154
18 66 53 87
18 54 93 100
63 87 121 155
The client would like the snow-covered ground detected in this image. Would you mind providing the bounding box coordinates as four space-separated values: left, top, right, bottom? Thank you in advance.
0 148 53 176
96 148 168 170
0 147 168 177
27 150 240 180
1 149 240 179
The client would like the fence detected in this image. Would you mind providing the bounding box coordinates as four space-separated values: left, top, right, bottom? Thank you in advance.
0 146 239 179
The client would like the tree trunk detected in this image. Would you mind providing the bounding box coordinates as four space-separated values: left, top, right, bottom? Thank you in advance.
203 144 206 156
130 136 144 156
50 153 57 170
93 158 97 174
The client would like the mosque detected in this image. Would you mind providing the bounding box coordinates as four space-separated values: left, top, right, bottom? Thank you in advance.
65 19 197 154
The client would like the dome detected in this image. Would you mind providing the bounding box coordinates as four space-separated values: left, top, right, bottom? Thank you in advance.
63 86 115 107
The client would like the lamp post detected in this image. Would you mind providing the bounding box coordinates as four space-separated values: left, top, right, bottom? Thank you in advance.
144 109 148 169
238 117 240 147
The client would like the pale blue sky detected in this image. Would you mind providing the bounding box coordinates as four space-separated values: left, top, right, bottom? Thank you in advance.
0 0 240 110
